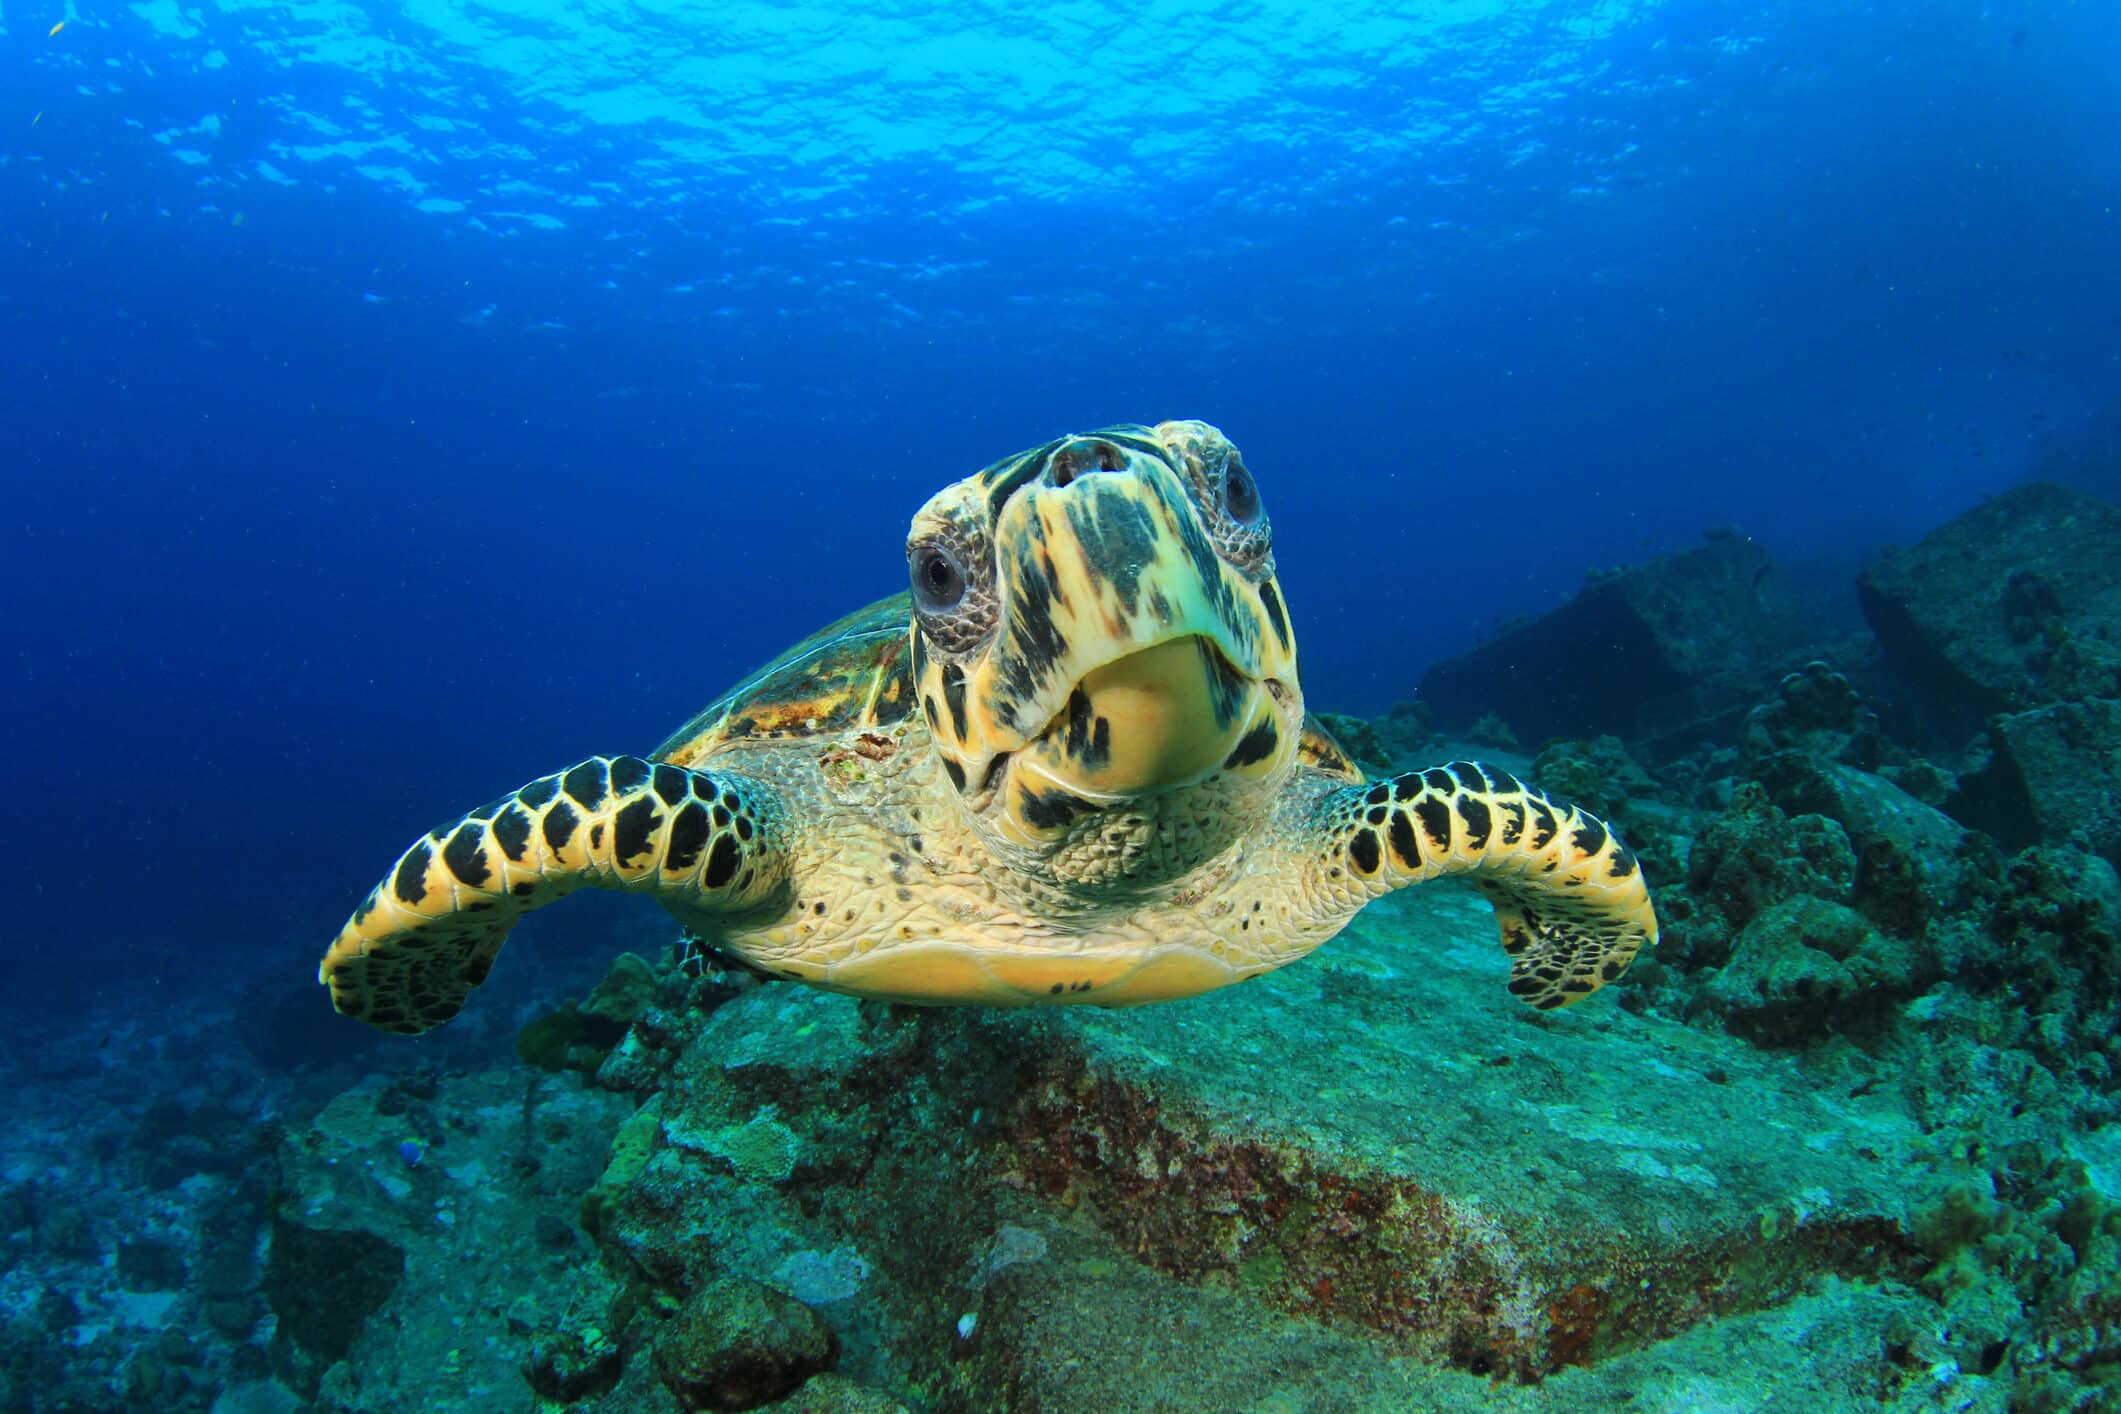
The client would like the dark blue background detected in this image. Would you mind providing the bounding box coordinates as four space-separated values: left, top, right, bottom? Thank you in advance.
3 0 2118 1016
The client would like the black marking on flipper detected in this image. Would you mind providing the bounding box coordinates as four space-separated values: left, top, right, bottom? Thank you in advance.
1224 718 1278 769
1457 796 1493 850
589 822 605 850
443 822 491 888
704 835 741 890
652 763 688 806
1349 829 1381 874
665 801 711 872
543 799 579 852
467 796 509 822
1413 797 1453 850
1479 764 1518 794
491 805 532 863
612 797 662 865
1608 844 1638 879
1572 816 1609 857
1423 768 1455 793
563 760 609 810
517 775 560 809
1451 762 1487 792
942 756 968 793
393 840 433 904
1499 800 1526 845
1387 813 1419 869
609 755 652 795
1365 783 1390 807
1393 776 1419 802
1528 804 1557 849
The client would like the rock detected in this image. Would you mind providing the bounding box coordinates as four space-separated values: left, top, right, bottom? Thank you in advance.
756 1374 909 1413
262 1214 404 1367
116 1235 188 1291
1697 896 1927 1045
1683 784 1856 936
610 883 1943 1387
652 1276 837 1411
582 952 660 1036
263 1070 634 1405
206 1294 262 1340
1859 482 2121 721
1417 530 1809 756
522 1324 623 1402
1956 696 2121 864
1739 659 1888 771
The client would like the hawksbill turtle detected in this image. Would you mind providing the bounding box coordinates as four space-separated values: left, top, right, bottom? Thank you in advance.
321 420 1656 1034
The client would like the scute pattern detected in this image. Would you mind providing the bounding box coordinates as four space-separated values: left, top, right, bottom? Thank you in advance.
653 596 916 768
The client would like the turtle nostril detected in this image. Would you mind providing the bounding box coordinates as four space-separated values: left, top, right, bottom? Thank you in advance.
1046 440 1124 488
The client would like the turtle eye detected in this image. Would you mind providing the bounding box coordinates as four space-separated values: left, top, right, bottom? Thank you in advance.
911 544 967 613
1220 458 1263 526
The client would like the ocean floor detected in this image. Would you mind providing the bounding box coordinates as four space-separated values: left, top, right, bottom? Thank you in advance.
3 482 2119 1413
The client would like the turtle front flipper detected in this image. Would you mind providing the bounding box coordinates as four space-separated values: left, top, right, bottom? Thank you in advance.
1314 760 1656 1010
320 756 787 1034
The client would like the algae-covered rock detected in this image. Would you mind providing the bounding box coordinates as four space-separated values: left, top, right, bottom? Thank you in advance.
1859 482 2121 720
521 951 674 1077
1676 783 1857 971
518 1003 591 1073
1958 696 2121 863
263 1214 404 1368
523 1323 624 1402
756 1374 909 1413
652 1275 837 1411
1419 530 1809 754
1698 896 1926 1046
583 952 660 1031
581 1098 664 1238
615 884 1935 1386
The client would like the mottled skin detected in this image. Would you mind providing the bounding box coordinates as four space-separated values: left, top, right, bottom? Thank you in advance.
321 421 1656 1034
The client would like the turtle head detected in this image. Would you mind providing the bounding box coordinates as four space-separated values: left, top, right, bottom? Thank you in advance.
906 420 1302 857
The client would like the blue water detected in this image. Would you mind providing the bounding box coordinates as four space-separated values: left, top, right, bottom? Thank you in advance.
3 0 2118 1003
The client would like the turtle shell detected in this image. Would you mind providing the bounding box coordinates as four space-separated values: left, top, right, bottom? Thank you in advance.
651 589 1365 783
653 594 917 768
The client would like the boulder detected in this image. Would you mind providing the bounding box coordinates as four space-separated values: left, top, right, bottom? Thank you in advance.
1417 531 1809 757
619 885 1941 1388
1858 482 2121 721
1956 697 2121 865
652 1276 837 1411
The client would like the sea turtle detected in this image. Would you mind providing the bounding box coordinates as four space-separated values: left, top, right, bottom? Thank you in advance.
321 420 1655 1034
